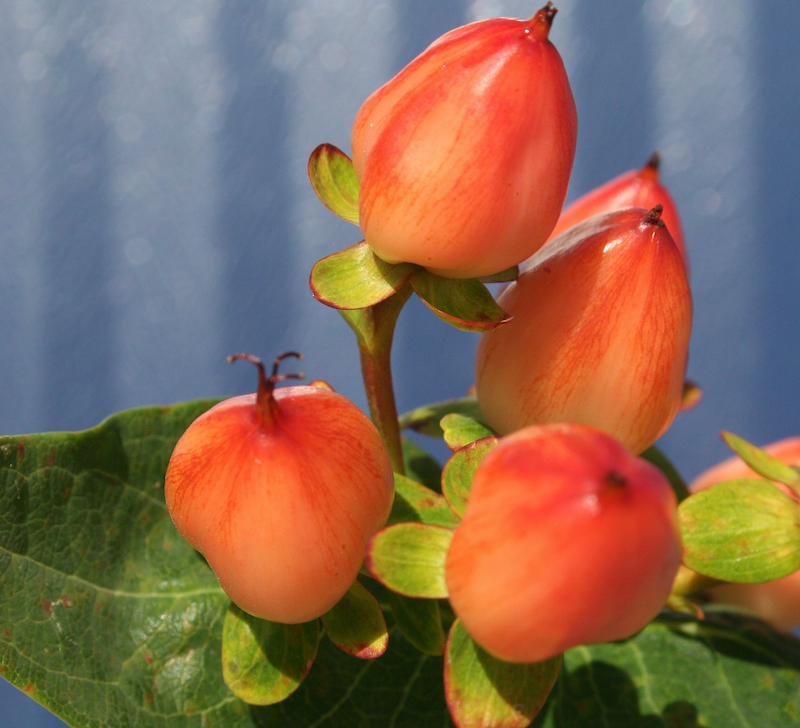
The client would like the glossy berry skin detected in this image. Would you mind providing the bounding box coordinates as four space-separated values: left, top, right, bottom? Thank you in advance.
548 154 688 269
475 206 692 454
445 423 682 663
351 7 577 279
165 384 394 624
690 437 800 630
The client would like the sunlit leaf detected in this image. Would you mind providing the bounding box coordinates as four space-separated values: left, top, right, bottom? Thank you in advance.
411 269 512 332
721 431 800 488
307 143 360 224
389 473 461 528
441 413 496 450
444 620 561 728
222 605 319 705
679 478 800 582
441 437 499 518
366 523 454 598
321 580 387 660
310 241 414 309
399 398 486 439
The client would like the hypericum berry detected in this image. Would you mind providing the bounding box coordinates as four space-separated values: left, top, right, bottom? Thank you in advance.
475 205 692 454
351 3 577 279
690 437 800 630
547 152 688 269
165 353 394 624
445 423 682 663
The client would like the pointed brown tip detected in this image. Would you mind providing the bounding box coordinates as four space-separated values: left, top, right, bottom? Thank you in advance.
641 151 661 181
645 150 661 171
644 204 665 227
527 3 557 41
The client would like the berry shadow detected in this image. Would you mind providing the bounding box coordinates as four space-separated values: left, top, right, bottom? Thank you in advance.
532 660 700 728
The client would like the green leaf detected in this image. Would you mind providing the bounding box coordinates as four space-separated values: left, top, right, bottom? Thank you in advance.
400 397 487 439
478 266 519 283
0 400 241 727
389 473 461 528
307 143 360 224
442 437 499 518
222 605 319 705
640 445 690 502
320 579 387 660
722 431 800 488
388 591 446 656
310 241 415 309
445 620 561 728
536 612 800 728
441 413 496 450
410 269 512 332
366 523 454 598
402 436 443 489
679 478 800 582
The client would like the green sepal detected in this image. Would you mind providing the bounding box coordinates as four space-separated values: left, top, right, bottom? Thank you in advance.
441 413 496 450
310 241 415 310
442 437 499 518
679 478 800 583
679 379 703 412
320 579 388 660
721 431 800 488
444 619 562 728
307 143 360 224
640 445 690 502
402 436 442 489
389 473 461 528
478 265 519 283
410 269 512 332
365 523 454 598
221 605 319 706
388 592 446 656
399 397 486 439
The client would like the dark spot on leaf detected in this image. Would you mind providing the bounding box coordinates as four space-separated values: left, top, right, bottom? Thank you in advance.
1 628 11 639
16 442 24 463
143 653 153 665
61 596 73 609
42 599 52 615
46 447 57 466
23 683 35 694
144 692 154 705
228 660 238 674
61 488 71 500
0 666 6 673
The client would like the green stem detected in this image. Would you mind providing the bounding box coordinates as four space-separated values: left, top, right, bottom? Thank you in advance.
671 564 724 598
340 286 413 475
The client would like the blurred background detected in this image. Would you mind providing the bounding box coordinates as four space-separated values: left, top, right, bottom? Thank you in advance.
2 0 799 724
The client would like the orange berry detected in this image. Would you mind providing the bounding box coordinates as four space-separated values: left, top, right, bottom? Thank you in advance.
352 4 577 279
549 152 688 269
475 206 692 454
445 423 682 663
165 354 394 624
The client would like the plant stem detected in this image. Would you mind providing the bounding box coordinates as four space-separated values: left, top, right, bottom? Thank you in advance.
340 286 412 475
670 564 724 598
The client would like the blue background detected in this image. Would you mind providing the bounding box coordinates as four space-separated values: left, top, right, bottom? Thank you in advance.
2 0 799 725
